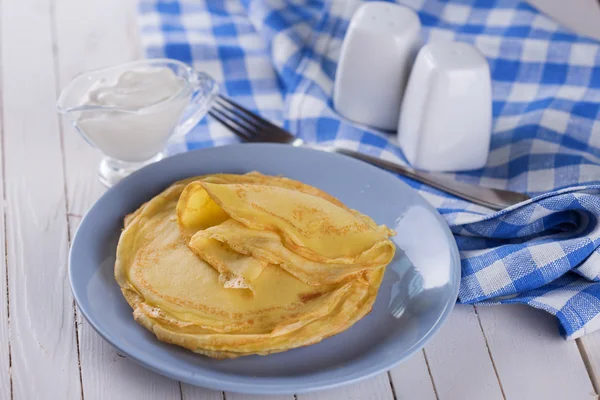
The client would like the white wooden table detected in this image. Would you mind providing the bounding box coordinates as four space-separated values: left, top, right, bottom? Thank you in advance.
2 0 600 399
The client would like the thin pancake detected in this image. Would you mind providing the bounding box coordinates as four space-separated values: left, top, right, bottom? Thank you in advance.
177 175 394 288
115 172 395 358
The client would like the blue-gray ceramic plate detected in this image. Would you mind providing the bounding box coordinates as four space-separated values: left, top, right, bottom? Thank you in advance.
69 143 460 394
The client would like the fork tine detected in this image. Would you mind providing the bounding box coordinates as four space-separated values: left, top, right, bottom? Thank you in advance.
211 103 267 142
215 97 266 132
212 94 296 143
212 102 258 133
208 109 251 141
217 94 284 133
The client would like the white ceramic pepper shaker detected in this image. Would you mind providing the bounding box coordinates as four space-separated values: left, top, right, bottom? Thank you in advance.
333 2 421 131
397 42 492 172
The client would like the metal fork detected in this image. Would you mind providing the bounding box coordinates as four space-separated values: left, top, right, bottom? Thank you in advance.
208 94 530 210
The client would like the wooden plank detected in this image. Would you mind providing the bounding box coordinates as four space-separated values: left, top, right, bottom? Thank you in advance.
53 0 183 398
180 385 222 400
297 373 393 400
1 0 81 397
226 393 292 400
182 386 296 400
424 305 504 400
189 377 400 400
182 384 294 400
476 304 595 400
388 350 437 400
0 19 11 395
577 332 600 394
183 386 295 400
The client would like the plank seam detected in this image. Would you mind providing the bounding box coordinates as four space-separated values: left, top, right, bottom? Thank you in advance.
576 338 600 396
178 382 184 400
2 125 12 400
49 0 84 397
386 371 397 400
0 0 13 394
473 305 507 400
422 349 440 400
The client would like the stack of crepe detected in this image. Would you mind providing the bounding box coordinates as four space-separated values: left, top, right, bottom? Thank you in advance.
115 172 395 358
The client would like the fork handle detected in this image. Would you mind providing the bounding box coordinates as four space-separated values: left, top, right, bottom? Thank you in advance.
333 148 530 211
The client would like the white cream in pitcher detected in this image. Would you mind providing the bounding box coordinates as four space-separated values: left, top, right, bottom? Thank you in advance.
77 67 191 162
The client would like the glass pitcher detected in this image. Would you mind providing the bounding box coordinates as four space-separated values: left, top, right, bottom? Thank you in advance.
57 59 218 186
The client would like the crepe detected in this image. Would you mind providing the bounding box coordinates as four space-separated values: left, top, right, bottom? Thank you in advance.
115 172 395 358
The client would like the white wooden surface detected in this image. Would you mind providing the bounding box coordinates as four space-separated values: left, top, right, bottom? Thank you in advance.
528 0 600 40
1 0 600 399
2 0 80 398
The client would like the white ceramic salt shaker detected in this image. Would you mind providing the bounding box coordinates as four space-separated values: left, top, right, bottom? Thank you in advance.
397 42 492 172
333 2 421 131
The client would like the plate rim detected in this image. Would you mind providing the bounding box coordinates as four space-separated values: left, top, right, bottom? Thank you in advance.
69 143 461 394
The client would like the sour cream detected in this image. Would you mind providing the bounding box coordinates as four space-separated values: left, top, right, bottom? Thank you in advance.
77 67 191 162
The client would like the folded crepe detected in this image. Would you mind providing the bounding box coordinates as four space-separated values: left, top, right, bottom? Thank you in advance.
115 172 395 358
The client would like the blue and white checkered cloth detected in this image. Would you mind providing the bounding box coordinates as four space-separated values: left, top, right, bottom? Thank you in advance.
139 0 600 339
